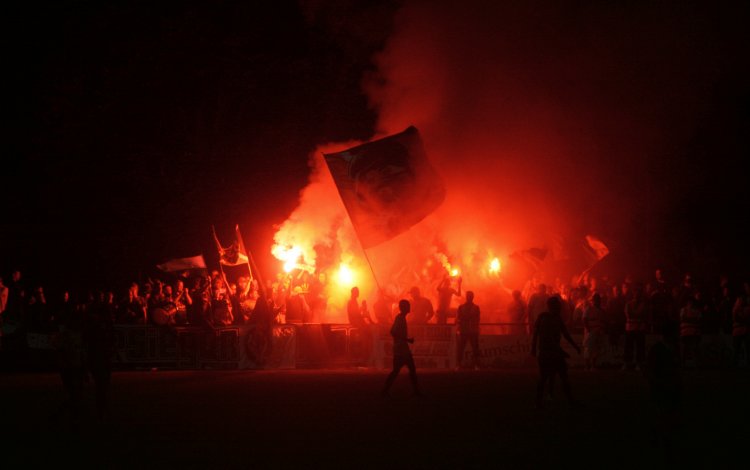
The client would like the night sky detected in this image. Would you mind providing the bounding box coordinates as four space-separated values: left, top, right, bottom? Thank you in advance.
5 0 749 291
6 0 398 289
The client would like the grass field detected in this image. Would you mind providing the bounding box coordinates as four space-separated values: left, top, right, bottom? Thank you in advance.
2 367 748 468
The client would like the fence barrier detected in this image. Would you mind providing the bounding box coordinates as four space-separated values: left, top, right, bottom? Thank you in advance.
2 323 741 370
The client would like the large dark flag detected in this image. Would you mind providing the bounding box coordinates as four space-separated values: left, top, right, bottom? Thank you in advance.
510 247 548 272
323 126 446 249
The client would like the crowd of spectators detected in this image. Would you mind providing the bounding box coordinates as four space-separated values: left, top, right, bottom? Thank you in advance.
0 269 272 336
508 269 750 367
1 266 748 367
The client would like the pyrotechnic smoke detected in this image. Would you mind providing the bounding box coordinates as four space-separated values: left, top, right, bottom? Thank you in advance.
271 141 377 322
271 144 354 271
276 0 730 319
362 0 728 292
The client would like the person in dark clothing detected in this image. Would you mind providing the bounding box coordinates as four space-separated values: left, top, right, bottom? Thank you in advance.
84 297 115 421
606 284 627 353
0 276 7 332
54 291 76 328
245 293 277 368
716 286 735 335
188 277 211 327
373 288 395 328
732 292 749 367
381 299 422 397
436 275 462 325
53 307 86 427
506 290 527 335
407 287 434 324
531 296 581 409
650 283 675 339
645 333 682 464
5 270 26 328
285 286 310 324
623 285 649 370
120 282 147 324
27 286 50 331
455 291 481 370
348 286 374 365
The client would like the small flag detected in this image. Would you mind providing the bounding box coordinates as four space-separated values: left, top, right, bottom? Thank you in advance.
213 226 249 266
324 126 445 249
584 235 610 262
233 225 251 267
157 255 207 272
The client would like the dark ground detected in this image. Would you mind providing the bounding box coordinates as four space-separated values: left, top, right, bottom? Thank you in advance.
2 367 748 469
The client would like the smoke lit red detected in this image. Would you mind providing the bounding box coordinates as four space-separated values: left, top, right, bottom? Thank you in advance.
268 1 665 322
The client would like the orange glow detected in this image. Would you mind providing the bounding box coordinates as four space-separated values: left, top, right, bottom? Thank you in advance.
272 245 303 273
450 268 460 277
337 263 355 287
489 257 501 274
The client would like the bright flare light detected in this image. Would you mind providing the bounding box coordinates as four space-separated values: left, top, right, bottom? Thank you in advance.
272 245 303 273
337 263 354 286
489 257 501 274
451 268 460 277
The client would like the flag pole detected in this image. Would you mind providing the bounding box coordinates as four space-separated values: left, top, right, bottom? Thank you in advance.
236 225 254 280
317 151 383 293
360 247 383 292
236 224 268 301
211 225 232 293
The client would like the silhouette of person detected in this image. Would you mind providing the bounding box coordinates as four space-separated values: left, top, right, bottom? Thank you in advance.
527 284 549 335
679 296 702 367
0 276 8 333
436 275 462 324
53 305 86 427
531 296 581 409
645 332 682 464
381 299 423 397
455 291 481 370
373 288 395 328
348 287 374 365
85 293 115 422
408 287 434 324
246 292 276 368
285 286 310 324
623 284 648 371
506 290 527 335
582 293 606 371
732 289 750 367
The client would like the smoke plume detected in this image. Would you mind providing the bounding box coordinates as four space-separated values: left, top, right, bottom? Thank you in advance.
275 0 738 318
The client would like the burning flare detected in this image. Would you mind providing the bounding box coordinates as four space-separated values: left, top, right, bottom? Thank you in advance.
489 257 501 274
337 263 355 287
272 245 303 273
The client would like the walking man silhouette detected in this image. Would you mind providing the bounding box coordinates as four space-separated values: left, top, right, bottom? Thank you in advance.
531 296 581 409
382 299 423 397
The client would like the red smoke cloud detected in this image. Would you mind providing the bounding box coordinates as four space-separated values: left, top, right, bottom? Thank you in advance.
275 0 735 319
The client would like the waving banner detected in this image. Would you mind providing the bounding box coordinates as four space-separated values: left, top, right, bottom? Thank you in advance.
157 255 207 272
324 126 445 249
212 225 249 267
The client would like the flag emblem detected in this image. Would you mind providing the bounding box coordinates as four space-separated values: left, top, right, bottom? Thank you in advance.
324 126 445 249
213 225 250 266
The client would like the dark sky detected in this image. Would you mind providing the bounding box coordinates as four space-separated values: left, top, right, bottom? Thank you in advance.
4 0 749 290
361 0 750 283
5 0 398 289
